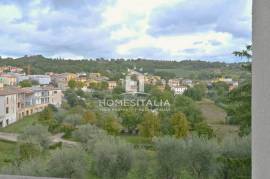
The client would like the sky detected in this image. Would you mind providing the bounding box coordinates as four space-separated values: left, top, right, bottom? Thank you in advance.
0 0 252 62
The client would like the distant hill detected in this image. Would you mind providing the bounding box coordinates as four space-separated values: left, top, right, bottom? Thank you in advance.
0 55 250 80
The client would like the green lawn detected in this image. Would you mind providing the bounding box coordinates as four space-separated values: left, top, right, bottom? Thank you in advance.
197 98 239 138
0 114 40 133
0 140 17 169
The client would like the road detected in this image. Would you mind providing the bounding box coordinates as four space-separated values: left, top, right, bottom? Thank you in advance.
0 132 77 146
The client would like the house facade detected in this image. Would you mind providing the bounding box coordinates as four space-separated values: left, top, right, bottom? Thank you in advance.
0 90 17 127
0 86 62 126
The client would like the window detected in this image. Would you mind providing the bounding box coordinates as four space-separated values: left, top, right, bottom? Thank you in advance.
6 107 9 114
6 97 8 104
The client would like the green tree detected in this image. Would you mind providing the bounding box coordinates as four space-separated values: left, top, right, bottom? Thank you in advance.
139 112 160 138
103 114 122 135
100 81 109 90
226 45 251 136
193 122 215 139
19 80 32 87
170 112 189 138
119 109 141 133
184 83 207 101
68 79 76 89
76 81 84 88
38 106 53 125
173 95 203 126
82 111 96 125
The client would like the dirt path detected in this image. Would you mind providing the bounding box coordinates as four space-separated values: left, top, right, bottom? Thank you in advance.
0 132 77 146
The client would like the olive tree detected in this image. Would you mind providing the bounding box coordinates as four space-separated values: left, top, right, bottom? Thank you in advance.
218 135 251 178
93 138 134 179
48 146 89 179
18 124 51 149
72 124 107 152
186 136 219 179
154 136 187 179
1 158 48 177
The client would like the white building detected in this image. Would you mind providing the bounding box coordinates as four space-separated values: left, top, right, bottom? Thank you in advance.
168 78 182 88
0 90 17 127
182 79 193 87
29 75 51 85
171 86 188 95
125 69 144 93
0 86 63 126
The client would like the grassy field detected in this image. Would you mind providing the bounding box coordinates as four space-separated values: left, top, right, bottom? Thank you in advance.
197 98 239 138
0 114 39 133
0 140 17 169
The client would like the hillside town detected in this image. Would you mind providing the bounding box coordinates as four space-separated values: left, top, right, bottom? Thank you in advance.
0 65 239 128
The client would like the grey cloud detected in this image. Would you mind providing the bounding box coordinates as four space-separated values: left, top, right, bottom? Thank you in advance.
148 0 251 39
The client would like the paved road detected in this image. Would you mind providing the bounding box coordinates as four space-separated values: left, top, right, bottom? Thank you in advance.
0 132 77 146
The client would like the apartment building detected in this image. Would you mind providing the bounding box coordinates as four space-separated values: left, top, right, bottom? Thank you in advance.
0 86 62 126
17 86 62 120
0 89 17 127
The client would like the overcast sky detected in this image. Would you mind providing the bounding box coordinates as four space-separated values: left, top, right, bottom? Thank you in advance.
0 0 251 62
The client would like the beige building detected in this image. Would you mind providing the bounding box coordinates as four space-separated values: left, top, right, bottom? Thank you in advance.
17 86 63 120
108 81 117 90
51 73 76 90
0 86 62 126
0 89 17 127
0 74 17 86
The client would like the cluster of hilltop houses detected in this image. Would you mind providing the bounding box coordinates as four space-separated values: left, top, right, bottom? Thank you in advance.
0 66 239 127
